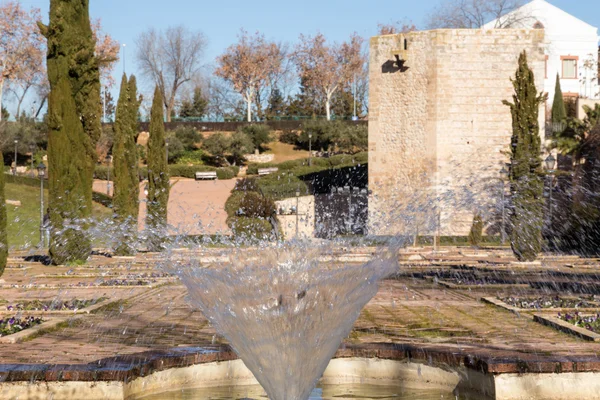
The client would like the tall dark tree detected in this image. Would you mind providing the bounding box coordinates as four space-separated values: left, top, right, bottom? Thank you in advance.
0 151 7 277
146 87 170 251
266 87 285 120
112 74 139 255
38 0 102 264
179 86 208 119
503 52 547 262
551 74 566 130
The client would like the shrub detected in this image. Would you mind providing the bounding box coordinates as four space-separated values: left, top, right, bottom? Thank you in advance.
228 165 240 177
174 126 203 151
468 213 484 247
298 120 341 151
227 216 274 242
335 124 368 154
94 166 114 181
246 162 276 175
234 177 259 192
176 150 205 165
216 167 235 180
203 132 230 164
239 124 272 152
225 191 246 217
258 179 309 201
230 131 254 164
279 129 299 145
92 191 112 208
169 165 216 179
238 192 275 219
165 135 185 163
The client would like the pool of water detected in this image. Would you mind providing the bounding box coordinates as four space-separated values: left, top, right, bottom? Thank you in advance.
133 384 480 399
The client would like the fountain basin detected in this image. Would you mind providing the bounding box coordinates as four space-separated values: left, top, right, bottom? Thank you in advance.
2 344 600 399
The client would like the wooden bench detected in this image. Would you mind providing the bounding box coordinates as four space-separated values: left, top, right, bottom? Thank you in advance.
258 167 279 176
195 171 217 181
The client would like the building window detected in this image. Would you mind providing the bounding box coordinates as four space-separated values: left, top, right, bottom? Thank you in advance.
561 56 578 79
533 21 544 29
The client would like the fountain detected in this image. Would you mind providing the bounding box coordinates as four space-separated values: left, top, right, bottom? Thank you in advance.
177 243 399 400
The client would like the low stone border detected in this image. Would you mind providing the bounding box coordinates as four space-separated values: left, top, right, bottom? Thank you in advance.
482 297 600 318
534 314 600 342
0 317 69 344
437 280 530 290
1 297 113 316
1 342 600 382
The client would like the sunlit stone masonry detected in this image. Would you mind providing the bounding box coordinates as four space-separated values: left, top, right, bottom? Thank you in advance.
368 29 546 237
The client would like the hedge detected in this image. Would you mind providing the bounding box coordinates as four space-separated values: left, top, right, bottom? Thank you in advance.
225 191 246 217
245 152 368 177
92 191 112 208
95 164 239 181
246 162 276 176
216 167 235 180
227 216 274 242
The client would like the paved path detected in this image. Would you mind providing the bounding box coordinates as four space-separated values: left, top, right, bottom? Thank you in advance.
94 178 237 236
1 248 599 366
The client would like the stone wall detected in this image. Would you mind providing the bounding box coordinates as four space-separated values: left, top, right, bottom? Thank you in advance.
368 29 546 236
275 196 315 239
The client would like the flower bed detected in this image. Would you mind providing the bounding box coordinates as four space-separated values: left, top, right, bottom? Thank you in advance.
98 279 155 287
558 312 600 334
0 316 44 337
6 298 108 312
501 296 597 310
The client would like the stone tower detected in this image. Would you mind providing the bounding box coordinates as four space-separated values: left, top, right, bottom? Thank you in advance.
368 29 546 237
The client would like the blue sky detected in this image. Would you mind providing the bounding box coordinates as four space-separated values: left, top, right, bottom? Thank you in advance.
8 0 600 111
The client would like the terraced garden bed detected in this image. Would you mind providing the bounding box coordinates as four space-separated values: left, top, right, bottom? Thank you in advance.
5 297 108 313
0 316 44 338
500 295 598 309
557 312 600 334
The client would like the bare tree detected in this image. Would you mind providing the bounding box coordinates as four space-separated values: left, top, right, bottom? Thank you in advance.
294 33 365 121
215 30 285 122
0 2 44 122
377 19 417 35
426 0 529 29
136 25 207 122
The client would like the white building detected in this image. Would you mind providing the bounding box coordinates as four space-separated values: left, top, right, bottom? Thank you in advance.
484 0 600 109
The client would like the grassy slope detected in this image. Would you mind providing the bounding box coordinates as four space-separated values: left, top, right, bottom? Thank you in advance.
266 142 309 163
5 183 112 249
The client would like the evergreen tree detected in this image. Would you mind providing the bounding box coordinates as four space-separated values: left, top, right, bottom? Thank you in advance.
0 151 7 277
551 74 566 132
112 74 139 255
266 88 285 120
146 87 170 251
180 87 208 119
468 213 483 247
38 0 101 264
503 52 547 262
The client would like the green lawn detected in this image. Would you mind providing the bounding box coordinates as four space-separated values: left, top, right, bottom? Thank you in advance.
5 183 113 249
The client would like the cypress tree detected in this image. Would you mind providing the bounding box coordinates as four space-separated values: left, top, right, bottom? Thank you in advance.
112 74 139 255
146 87 170 251
38 0 101 264
503 52 547 262
468 213 483 247
551 74 566 132
0 151 7 277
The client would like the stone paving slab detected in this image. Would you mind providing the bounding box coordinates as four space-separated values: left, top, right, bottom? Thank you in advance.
0 248 599 381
